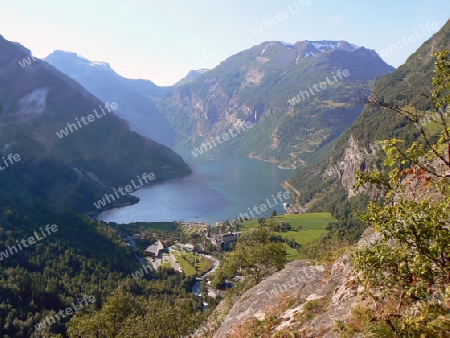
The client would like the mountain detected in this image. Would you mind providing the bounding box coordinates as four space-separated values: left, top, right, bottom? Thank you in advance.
0 36 195 337
174 69 210 87
0 36 191 214
159 40 394 168
286 19 450 215
44 50 176 147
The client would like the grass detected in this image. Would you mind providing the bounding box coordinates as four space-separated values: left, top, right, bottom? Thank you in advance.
242 213 335 260
274 213 335 230
176 254 197 276
284 244 301 261
174 251 213 277
279 228 328 245
242 213 334 230
321 99 352 108
294 294 332 324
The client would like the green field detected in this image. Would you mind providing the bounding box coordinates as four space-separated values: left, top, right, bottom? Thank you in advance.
174 251 213 277
242 213 336 261
284 244 302 261
175 254 196 276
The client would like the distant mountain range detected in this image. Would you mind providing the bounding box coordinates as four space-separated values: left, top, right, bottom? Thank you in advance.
45 41 394 169
45 52 213 147
159 40 394 167
0 36 191 213
4 36 397 216
44 51 177 147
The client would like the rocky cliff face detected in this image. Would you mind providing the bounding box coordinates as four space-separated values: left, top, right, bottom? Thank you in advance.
203 228 378 337
323 135 382 198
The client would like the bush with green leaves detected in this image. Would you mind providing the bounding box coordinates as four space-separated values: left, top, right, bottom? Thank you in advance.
347 51 450 337
212 226 286 295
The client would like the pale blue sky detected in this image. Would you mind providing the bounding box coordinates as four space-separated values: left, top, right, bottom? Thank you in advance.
1 0 448 85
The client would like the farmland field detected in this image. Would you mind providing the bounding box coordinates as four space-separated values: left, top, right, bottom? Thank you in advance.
242 213 336 260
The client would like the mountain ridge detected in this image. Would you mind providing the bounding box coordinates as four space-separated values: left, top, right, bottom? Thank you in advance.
44 50 177 147
159 39 394 167
0 35 191 213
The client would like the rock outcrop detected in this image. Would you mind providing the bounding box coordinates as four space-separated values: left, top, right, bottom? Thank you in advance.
324 134 381 198
208 228 378 337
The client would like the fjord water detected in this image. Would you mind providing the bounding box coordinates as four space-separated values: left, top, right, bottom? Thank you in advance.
98 149 294 225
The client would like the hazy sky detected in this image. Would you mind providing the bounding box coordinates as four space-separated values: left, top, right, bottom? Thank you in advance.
1 1 448 86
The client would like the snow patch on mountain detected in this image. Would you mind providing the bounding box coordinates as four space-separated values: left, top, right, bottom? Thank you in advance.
90 61 111 70
311 41 339 50
260 44 269 56
293 40 361 59
74 52 89 61
279 41 294 47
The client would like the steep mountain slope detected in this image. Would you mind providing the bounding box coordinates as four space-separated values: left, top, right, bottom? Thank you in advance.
44 51 176 146
0 36 191 213
160 40 394 167
287 19 450 211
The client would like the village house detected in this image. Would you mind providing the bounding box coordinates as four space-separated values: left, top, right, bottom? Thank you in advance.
209 232 241 250
144 240 164 259
283 202 306 214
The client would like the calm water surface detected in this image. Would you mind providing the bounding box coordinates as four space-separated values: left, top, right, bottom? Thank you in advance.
99 150 294 225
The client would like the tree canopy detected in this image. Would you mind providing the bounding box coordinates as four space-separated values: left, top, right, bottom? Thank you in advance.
212 226 286 293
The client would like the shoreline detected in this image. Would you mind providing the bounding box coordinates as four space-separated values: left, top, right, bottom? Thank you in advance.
91 152 293 224
87 174 192 219
86 197 140 219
